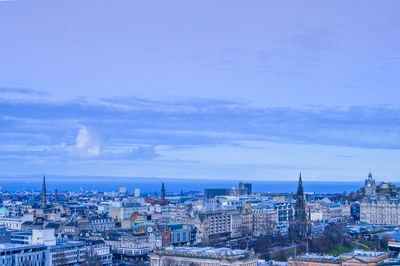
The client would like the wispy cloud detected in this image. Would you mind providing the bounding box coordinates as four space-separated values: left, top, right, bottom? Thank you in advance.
1 96 400 179
1 97 400 150
0 87 49 97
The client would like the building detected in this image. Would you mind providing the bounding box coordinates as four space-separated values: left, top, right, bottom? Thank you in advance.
360 195 400 225
88 215 115 231
273 201 294 232
134 188 141 197
149 247 257 266
204 189 230 200
288 250 389 265
239 182 252 196
0 243 47 266
11 229 56 246
340 250 389 265
0 227 11 243
252 204 277 236
240 204 254 235
41 175 47 209
113 233 157 263
194 209 241 242
46 241 87 265
85 239 112 265
288 254 341 265
161 183 166 200
109 202 147 221
310 199 351 222
0 214 34 230
364 172 376 198
5 228 88 266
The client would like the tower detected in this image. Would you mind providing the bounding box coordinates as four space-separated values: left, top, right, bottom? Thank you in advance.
364 172 376 197
290 172 307 241
161 182 165 200
41 175 47 209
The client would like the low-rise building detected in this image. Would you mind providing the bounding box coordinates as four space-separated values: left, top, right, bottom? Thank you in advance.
288 250 389 266
149 246 257 266
46 241 87 266
0 214 34 230
194 209 239 242
0 243 47 265
88 215 115 231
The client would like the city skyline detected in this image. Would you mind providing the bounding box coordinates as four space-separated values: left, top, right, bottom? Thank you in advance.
2 2 400 265
1 1 400 181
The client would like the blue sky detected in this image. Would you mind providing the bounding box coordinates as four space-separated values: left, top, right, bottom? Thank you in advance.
1 0 400 181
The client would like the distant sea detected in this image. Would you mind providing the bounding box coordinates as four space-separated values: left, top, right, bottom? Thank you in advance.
0 176 389 194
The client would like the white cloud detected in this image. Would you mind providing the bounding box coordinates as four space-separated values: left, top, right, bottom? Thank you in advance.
68 126 101 157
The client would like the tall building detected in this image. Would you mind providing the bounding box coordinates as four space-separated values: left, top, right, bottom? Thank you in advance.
134 188 141 197
204 188 230 200
364 172 376 197
161 183 165 200
239 182 252 195
41 175 47 209
290 173 307 241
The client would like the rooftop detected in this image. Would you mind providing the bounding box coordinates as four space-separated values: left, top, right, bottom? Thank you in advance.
154 246 253 261
341 249 387 257
290 254 340 263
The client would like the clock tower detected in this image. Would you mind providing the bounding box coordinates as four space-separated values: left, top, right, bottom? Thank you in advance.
364 172 376 198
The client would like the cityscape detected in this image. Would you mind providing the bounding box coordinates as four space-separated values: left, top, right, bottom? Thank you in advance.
0 172 400 265
1 0 400 265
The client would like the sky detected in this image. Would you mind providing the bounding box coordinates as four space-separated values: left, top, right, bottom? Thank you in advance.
1 0 400 182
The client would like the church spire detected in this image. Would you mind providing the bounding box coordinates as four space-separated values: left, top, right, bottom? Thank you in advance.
41 174 47 209
161 182 165 200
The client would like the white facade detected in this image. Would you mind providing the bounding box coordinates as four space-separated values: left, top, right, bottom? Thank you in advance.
32 229 56 246
134 188 141 197
0 214 34 230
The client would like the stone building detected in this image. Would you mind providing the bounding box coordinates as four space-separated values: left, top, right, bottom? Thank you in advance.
149 247 257 266
288 250 389 266
360 195 400 225
194 209 241 242
252 204 277 236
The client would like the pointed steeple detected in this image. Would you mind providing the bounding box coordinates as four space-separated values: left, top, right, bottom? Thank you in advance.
297 172 304 195
161 182 165 200
368 172 373 180
290 171 307 241
41 174 47 209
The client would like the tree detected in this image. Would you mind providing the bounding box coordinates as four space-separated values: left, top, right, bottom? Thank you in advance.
276 249 288 261
253 234 273 253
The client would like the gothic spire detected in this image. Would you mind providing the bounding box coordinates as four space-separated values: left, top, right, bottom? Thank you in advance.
41 174 47 209
290 172 307 241
297 172 304 196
